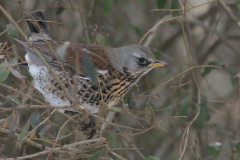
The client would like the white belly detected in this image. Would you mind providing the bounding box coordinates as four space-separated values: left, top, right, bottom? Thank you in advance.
25 53 102 113
25 54 71 113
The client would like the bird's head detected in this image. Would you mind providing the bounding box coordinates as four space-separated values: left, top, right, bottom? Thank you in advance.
109 44 169 75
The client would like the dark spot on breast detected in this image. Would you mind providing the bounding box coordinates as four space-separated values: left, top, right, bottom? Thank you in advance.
110 94 114 100
120 82 126 87
81 88 85 92
121 76 127 81
102 95 105 100
99 75 104 80
82 83 88 89
85 93 90 98
111 88 118 93
82 97 88 101
106 94 111 100
102 89 108 94
52 89 57 94
95 93 100 100
106 85 112 91
112 82 120 86
78 90 84 96
89 88 95 93
91 85 98 91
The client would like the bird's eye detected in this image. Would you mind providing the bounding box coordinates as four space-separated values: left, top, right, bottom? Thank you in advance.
138 57 146 64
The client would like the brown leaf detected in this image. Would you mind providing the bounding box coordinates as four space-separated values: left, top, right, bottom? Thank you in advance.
3 119 9 128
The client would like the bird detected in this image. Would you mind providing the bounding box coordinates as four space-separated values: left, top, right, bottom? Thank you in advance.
11 11 169 135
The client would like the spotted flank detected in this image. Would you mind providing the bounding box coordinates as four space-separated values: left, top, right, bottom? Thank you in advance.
26 50 141 113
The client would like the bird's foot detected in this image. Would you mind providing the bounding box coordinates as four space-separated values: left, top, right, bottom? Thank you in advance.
79 116 96 131
79 116 97 139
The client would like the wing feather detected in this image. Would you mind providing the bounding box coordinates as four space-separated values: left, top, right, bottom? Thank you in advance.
13 37 110 77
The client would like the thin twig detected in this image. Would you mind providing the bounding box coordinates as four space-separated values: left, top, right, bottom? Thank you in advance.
25 19 64 26
179 91 201 160
23 109 57 140
105 116 186 136
139 16 182 44
46 113 79 159
218 0 240 30
0 83 44 105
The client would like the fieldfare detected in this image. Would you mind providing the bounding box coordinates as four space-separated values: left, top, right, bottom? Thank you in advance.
11 12 169 137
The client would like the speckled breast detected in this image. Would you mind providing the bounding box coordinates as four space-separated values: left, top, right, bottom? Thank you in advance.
34 65 139 113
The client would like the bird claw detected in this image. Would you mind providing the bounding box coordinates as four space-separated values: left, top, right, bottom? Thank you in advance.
79 116 97 139
79 116 96 131
86 129 97 139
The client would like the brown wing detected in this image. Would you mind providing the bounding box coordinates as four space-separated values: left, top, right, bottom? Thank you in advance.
33 40 110 77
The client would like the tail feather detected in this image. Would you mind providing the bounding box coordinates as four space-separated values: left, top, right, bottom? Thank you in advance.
25 11 51 40
8 35 33 52
35 11 49 35
25 15 39 34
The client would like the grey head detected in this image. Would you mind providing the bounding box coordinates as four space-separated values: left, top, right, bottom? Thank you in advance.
107 44 169 75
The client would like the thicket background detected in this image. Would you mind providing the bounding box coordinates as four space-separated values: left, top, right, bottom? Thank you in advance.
0 0 240 160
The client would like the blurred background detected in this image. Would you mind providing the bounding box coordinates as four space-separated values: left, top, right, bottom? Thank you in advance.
0 0 240 159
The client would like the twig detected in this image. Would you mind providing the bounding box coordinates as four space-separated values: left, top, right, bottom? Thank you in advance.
105 116 186 136
151 65 221 94
208 105 226 115
106 144 126 160
113 125 146 160
180 17 199 90
46 113 79 159
150 0 216 12
0 83 44 105
0 104 71 112
0 127 50 150
218 0 240 30
23 109 57 140
143 15 171 47
25 19 64 26
0 137 105 160
68 0 77 11
179 91 201 160
139 16 182 44
17 0 24 19
187 17 240 57
178 0 186 16
122 100 149 126
88 0 96 17
178 12 201 159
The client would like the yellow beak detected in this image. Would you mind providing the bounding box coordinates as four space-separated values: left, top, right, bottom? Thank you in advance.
150 60 170 67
